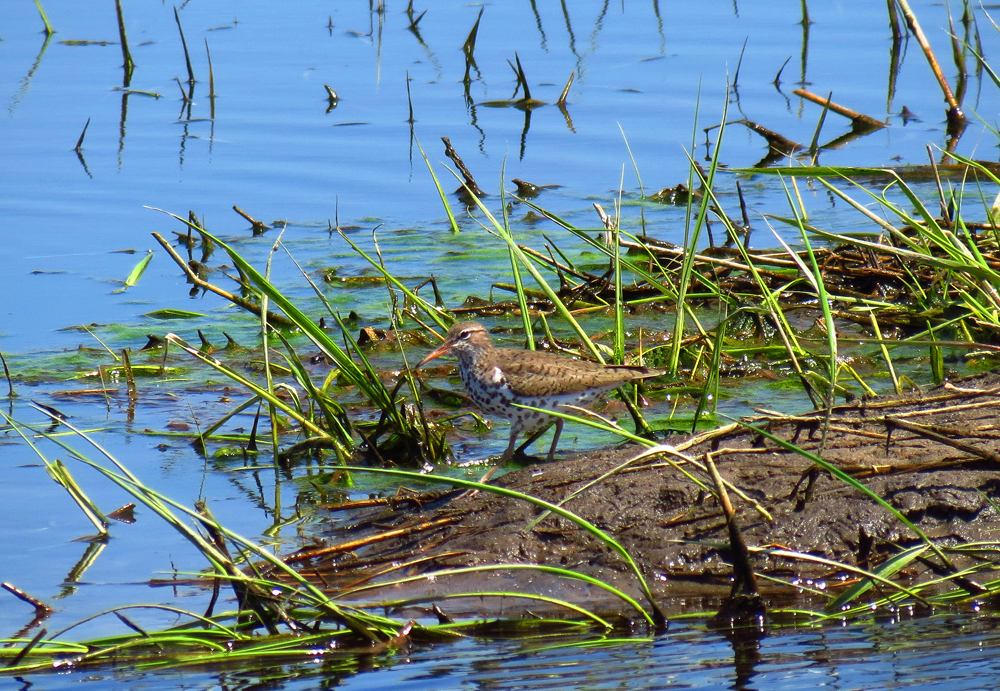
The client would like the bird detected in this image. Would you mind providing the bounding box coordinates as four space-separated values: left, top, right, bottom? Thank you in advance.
417 321 662 480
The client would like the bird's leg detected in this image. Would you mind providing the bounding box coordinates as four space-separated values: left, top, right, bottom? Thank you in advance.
546 418 564 462
477 464 501 484
514 421 554 457
477 430 518 484
503 429 519 460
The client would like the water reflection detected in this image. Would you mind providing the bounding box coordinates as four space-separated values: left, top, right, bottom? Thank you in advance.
406 7 443 82
304 614 1000 691
7 32 51 116
799 0 812 89
17 612 974 690
528 0 549 53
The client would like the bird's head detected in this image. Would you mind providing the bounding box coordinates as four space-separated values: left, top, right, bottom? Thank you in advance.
417 321 492 367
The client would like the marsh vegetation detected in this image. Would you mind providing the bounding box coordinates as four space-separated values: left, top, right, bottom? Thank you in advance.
3 0 1000 688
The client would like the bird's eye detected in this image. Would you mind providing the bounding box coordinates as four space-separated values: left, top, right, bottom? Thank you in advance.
459 329 472 340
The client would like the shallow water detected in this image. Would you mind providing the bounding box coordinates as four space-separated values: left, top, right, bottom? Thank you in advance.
2 0 1000 687
10 611 1000 690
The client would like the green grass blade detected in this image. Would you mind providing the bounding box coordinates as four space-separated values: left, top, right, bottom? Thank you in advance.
415 137 460 233
826 544 930 611
123 249 153 288
753 546 931 605
166 334 338 443
499 160 535 349
337 230 451 330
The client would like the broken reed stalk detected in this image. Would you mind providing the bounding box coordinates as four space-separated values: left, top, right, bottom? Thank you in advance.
512 52 536 103
204 39 215 118
893 0 966 131
174 77 190 103
773 56 791 86
405 70 415 123
704 454 758 599
462 6 485 82
33 0 54 36
196 329 213 352
947 9 965 74
793 89 886 131
407 4 426 30
186 210 199 246
0 345 13 397
7 628 47 669
173 6 196 85
732 37 748 87
323 85 339 113
151 232 296 328
730 119 803 155
557 71 575 105
73 117 90 153
462 6 485 60
441 136 485 197
806 91 833 160
1 582 53 617
232 205 271 234
114 0 134 86
122 348 137 403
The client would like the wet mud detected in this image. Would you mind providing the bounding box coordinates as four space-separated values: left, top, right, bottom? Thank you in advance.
295 371 1000 610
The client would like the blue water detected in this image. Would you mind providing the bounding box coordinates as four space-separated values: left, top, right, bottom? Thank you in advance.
2 0 999 687
2 0 989 355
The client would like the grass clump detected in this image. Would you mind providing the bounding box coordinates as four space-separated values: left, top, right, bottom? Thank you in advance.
0 411 664 676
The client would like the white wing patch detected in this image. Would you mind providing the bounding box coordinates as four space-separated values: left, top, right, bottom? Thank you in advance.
490 366 504 384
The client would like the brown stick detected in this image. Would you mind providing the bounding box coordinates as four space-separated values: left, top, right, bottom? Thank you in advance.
232 205 271 234
894 0 966 129
151 232 296 329
704 455 758 598
282 517 460 564
2 583 53 615
7 628 48 668
885 417 1000 464
729 119 802 155
793 89 886 130
441 137 485 197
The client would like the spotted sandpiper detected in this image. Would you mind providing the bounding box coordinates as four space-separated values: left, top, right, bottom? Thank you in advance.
418 321 662 479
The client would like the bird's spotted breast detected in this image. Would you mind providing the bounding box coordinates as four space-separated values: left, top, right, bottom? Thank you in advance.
461 364 516 419
420 321 661 465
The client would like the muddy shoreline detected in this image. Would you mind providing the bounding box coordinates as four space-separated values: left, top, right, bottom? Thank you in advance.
291 371 1000 612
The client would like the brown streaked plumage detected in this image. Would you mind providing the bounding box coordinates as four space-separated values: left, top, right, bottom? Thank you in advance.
418 321 661 479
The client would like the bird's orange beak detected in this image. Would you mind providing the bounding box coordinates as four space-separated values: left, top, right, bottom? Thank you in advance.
417 341 453 368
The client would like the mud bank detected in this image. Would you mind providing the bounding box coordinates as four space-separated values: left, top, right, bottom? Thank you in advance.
291 372 1000 611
